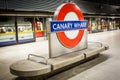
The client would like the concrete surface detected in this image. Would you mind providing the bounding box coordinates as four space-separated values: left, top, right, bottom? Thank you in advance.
10 60 51 77
0 30 120 80
48 30 120 80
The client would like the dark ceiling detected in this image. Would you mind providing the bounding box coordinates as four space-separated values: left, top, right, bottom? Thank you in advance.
83 0 120 6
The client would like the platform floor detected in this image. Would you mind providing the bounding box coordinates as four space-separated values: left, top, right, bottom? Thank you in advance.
0 30 120 80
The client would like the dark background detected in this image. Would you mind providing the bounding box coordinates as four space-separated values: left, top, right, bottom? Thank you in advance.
83 0 120 6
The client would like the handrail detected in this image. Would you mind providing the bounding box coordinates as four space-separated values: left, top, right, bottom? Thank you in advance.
28 54 48 65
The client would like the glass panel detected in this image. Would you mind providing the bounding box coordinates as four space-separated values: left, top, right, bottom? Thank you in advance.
115 19 120 30
35 17 44 38
109 18 116 30
17 17 34 43
0 16 16 46
91 18 98 33
97 18 102 32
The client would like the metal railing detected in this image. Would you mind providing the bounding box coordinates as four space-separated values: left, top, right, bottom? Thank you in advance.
28 54 48 65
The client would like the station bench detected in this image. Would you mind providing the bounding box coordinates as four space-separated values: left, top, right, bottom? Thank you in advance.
10 42 109 77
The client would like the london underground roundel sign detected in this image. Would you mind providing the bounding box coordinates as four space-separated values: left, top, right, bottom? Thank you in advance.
51 2 88 48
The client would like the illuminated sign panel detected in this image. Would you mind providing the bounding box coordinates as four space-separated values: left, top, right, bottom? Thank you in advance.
49 2 88 57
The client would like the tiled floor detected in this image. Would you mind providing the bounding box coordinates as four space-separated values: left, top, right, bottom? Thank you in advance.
0 30 120 80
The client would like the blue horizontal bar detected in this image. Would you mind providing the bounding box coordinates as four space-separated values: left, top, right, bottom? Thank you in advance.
0 41 16 46
18 38 34 43
50 20 88 32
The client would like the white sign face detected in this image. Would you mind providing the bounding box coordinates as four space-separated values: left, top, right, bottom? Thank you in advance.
64 12 79 39
49 2 88 58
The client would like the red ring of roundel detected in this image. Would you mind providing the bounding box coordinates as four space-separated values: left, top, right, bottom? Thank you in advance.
56 3 84 48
